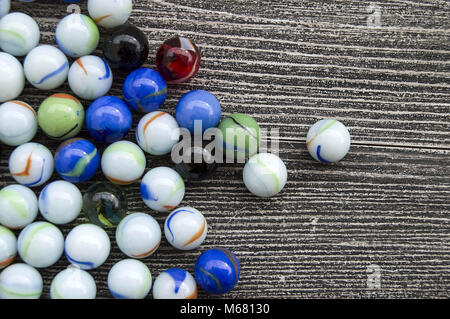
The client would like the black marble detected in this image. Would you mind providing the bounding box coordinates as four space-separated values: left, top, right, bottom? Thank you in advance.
103 24 149 72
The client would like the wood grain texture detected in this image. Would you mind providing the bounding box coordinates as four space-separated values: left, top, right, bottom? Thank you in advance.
0 0 449 299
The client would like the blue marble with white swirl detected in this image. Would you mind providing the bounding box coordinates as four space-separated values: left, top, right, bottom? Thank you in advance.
194 248 240 294
54 138 100 183
86 96 132 143
122 68 167 113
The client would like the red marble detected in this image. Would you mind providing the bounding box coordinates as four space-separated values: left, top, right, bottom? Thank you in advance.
156 37 201 84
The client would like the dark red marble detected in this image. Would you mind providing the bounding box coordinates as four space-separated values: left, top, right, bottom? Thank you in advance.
155 37 201 84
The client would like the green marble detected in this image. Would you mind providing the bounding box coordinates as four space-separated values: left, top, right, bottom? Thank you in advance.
37 93 84 140
217 113 260 160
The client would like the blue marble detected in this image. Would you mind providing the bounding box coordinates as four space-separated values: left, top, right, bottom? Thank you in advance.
175 90 221 134
122 68 167 113
86 96 133 143
54 138 100 183
194 248 240 295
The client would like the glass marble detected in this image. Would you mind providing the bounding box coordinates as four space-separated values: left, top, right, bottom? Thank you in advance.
108 259 152 299
194 248 240 295
64 223 111 270
0 100 37 146
86 96 132 143
23 45 69 90
103 23 149 71
175 90 221 134
17 221 64 268
0 0 10 18
82 182 127 228
243 153 287 197
88 0 133 29
50 266 97 299
0 52 25 102
0 184 38 229
116 213 161 259
9 142 54 187
68 55 113 100
101 140 146 185
54 138 100 183
174 145 217 181
217 113 260 162
38 180 82 225
0 12 40 56
140 167 185 213
306 119 351 163
164 207 207 251
0 263 43 299
152 268 197 299
55 13 99 58
38 93 84 140
122 68 167 113
156 37 201 84
136 111 180 156
0 225 17 269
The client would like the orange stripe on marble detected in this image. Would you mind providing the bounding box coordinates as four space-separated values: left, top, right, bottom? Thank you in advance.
305 136 316 148
185 287 198 299
11 101 36 116
94 14 112 23
0 255 15 268
76 59 88 74
52 93 79 104
143 112 166 134
132 242 160 258
184 220 206 247
104 174 140 185
13 152 33 176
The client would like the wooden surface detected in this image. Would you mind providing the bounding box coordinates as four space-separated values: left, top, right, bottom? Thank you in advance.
0 0 449 299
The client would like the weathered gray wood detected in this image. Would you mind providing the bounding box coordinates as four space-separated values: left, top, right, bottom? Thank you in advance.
0 0 448 299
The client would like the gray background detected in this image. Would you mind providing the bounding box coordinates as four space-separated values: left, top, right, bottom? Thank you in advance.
0 0 449 298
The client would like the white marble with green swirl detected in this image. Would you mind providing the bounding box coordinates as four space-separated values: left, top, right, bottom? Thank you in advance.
243 153 287 197
0 12 40 56
306 119 351 163
101 140 146 185
107 259 152 299
140 166 185 212
17 221 64 268
0 263 43 299
0 184 38 229
50 267 97 299
55 13 99 58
